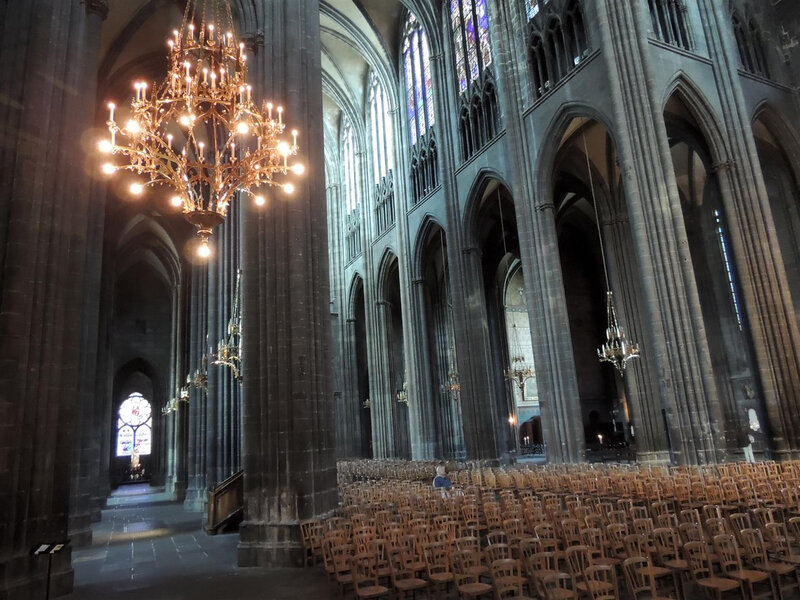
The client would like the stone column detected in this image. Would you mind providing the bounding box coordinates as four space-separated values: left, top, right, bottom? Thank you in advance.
407 279 441 459
372 301 398 458
184 263 208 511
596 0 725 464
238 0 337 567
0 1 104 596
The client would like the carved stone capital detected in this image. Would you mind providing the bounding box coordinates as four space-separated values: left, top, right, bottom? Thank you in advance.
241 31 265 54
84 0 109 20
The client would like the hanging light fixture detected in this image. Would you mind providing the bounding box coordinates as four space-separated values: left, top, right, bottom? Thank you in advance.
211 269 242 380
99 0 304 257
438 232 460 402
504 322 536 391
581 131 640 375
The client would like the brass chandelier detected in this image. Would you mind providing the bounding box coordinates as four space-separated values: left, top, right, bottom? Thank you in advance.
581 132 640 375
99 0 304 257
504 323 535 391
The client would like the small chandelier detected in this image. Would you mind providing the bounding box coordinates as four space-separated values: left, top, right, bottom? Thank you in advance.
99 0 304 257
504 323 535 391
396 381 409 405
581 131 640 375
211 269 242 380
598 291 640 375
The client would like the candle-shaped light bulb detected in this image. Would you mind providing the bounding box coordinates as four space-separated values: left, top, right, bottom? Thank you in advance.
210 71 216 89
188 23 195 41
166 133 173 148
266 102 273 119
277 106 283 125
108 102 116 122
246 85 251 102
292 129 298 147
203 68 208 84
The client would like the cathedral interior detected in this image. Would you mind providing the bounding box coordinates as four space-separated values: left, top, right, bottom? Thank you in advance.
2 0 800 597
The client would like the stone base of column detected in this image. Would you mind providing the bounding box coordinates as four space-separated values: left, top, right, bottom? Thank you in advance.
68 514 93 548
237 521 304 568
771 448 800 462
0 551 73 600
635 450 672 465
183 487 206 512
169 480 188 503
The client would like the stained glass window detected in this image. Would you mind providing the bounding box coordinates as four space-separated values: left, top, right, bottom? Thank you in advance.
369 73 394 184
526 0 539 20
343 120 359 214
450 0 494 93
402 13 435 146
116 392 152 456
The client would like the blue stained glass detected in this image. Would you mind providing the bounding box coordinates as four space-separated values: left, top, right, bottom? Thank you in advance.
526 0 539 20
451 0 468 92
413 31 426 135
422 31 435 128
476 0 492 68
465 14 479 82
404 50 417 145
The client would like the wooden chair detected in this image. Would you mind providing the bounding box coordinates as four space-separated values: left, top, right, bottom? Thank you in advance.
622 556 675 600
713 533 772 600
388 544 428 599
653 527 689 598
684 540 742 600
764 522 800 566
740 528 794 600
486 543 514 564
424 541 454 600
490 558 535 599
452 549 494 600
331 542 355 598
583 564 618 600
351 552 393 600
534 572 574 600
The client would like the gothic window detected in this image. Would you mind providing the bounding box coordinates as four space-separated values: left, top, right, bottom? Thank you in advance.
732 13 770 78
343 120 362 260
714 209 744 330
343 120 359 215
450 0 493 94
451 0 500 161
565 0 588 66
403 12 438 203
526 1 588 102
403 13 435 147
369 74 396 235
116 392 152 456
648 0 693 50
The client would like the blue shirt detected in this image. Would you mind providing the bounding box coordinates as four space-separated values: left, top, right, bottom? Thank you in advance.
433 475 452 490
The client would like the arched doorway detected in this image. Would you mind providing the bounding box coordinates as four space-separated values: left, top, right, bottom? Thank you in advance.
380 254 411 459
664 93 767 456
420 226 466 459
552 119 637 460
350 277 373 458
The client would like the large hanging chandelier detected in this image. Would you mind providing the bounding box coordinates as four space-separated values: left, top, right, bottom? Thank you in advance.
99 0 304 257
581 132 640 375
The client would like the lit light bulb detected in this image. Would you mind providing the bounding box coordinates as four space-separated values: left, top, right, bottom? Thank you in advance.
170 195 182 207
101 162 116 175
197 241 211 258
180 114 190 126
254 194 265 206
291 163 305 175
283 183 295 194
98 139 113 153
125 119 141 134
236 121 249 135
277 141 290 156
129 183 144 195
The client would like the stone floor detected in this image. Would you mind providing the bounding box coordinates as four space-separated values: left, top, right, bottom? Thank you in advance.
64 484 331 600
